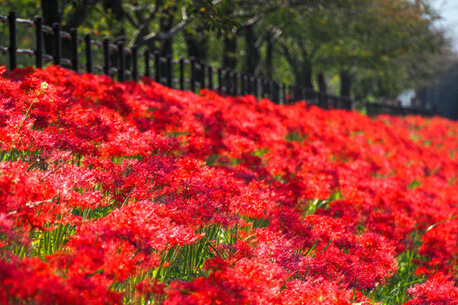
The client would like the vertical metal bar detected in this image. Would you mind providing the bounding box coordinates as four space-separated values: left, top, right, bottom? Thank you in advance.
234 73 240 95
274 82 279 103
226 70 234 95
53 22 61 65
250 76 255 96
268 80 273 98
84 34 92 73
179 58 184 90
118 42 125 81
166 55 173 88
103 38 110 75
208 66 213 90
190 57 196 92
8 11 17 70
289 85 294 104
144 49 150 78
227 70 232 95
70 28 78 72
223 70 228 95
283 83 288 104
154 51 160 83
35 16 43 69
132 46 138 82
250 76 256 95
200 63 206 89
218 68 223 93
252 77 256 98
319 92 328 109
256 77 261 99
264 80 268 99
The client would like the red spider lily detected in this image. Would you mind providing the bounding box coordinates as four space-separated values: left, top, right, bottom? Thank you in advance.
0 65 456 304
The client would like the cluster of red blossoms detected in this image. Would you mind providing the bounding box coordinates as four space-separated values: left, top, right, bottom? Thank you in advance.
0 65 456 304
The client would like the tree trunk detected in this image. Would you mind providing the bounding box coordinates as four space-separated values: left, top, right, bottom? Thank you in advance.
101 0 127 73
184 27 208 63
340 70 352 98
243 25 259 75
265 32 273 79
41 0 60 56
159 8 175 56
67 0 101 29
223 34 237 70
295 59 313 89
42 0 98 61
317 72 327 93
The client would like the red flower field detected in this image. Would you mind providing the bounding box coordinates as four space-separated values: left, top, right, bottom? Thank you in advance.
0 65 457 304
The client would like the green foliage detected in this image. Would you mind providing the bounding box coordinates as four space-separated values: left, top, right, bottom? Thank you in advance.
368 250 426 304
284 131 307 142
153 224 239 282
303 191 343 216
0 0 450 101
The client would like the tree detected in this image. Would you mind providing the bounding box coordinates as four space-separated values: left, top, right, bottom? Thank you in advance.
318 0 447 99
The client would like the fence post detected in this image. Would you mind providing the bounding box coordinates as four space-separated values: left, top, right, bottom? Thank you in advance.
144 49 150 78
256 77 262 99
70 28 78 72
102 38 110 76
142 49 150 78
166 55 173 88
154 51 160 83
34 16 43 69
278 82 282 103
52 22 61 65
218 68 223 93
279 83 285 104
208 66 213 90
132 46 138 82
200 64 207 89
289 85 294 104
190 57 196 92
269 81 274 100
118 42 125 81
261 79 267 98
253 76 257 96
179 58 184 90
247 75 252 95
234 73 240 95
84 34 92 73
8 11 17 70
227 70 233 95
271 82 275 102
318 92 326 109
347 97 353 110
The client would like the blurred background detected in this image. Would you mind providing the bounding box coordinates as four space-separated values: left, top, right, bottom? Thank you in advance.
1 0 457 119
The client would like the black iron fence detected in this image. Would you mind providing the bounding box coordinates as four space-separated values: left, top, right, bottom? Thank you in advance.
0 11 434 116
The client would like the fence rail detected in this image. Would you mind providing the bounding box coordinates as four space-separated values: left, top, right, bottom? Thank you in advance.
0 11 434 116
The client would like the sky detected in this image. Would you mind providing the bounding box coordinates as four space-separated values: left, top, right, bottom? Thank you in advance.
432 0 458 51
